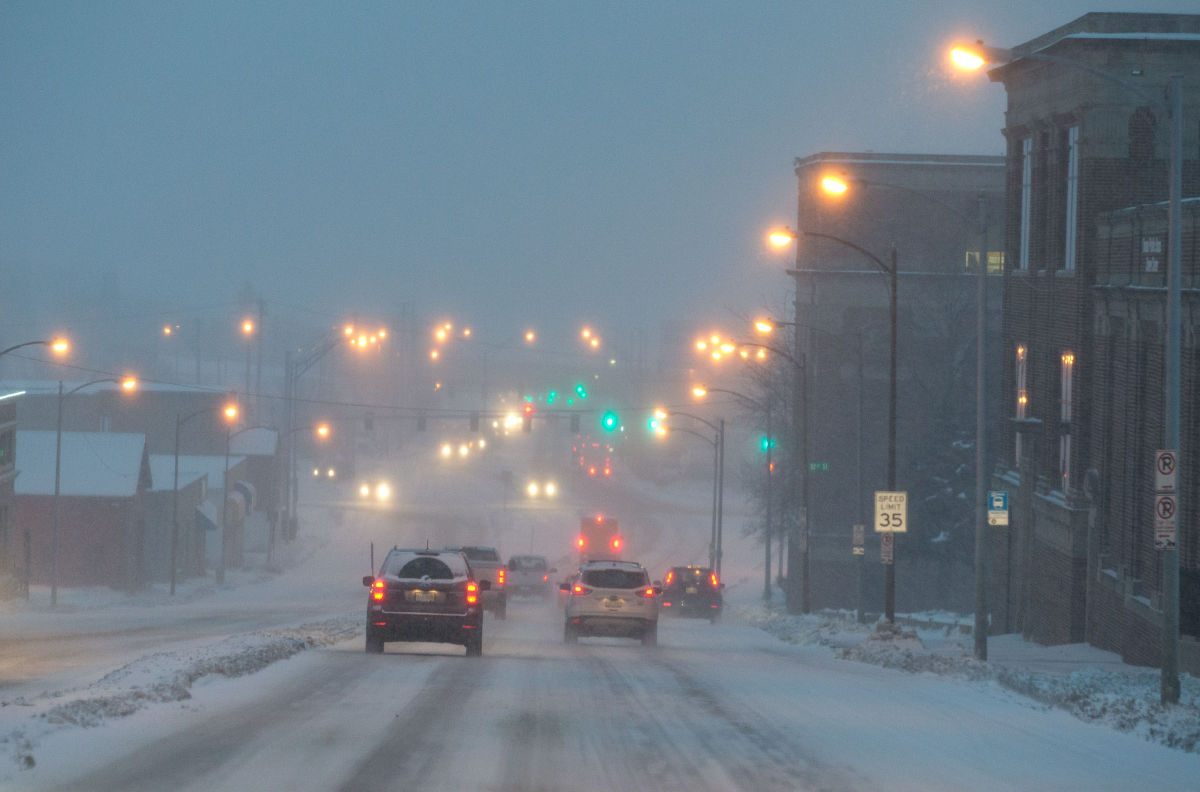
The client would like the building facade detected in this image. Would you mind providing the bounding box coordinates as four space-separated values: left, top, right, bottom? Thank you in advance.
985 13 1200 667
790 152 1005 612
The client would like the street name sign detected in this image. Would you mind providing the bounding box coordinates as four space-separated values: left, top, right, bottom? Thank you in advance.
874 491 907 533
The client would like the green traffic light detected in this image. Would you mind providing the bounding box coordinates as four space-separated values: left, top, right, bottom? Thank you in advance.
575 383 588 399
548 390 557 404
602 411 619 431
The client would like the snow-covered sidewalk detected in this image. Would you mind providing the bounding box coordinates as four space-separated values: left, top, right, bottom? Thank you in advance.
736 603 1200 754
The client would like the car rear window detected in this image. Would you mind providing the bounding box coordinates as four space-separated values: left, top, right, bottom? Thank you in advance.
510 556 547 571
386 554 464 580
454 547 500 562
582 569 648 589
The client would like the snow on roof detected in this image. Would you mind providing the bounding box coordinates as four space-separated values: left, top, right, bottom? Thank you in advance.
15 431 147 497
168 455 247 489
229 427 278 456
147 455 207 492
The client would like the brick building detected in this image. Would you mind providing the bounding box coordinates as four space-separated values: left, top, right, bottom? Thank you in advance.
13 431 151 591
984 13 1200 668
789 152 1005 612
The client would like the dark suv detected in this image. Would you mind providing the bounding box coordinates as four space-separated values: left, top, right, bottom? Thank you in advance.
660 566 723 622
363 548 489 656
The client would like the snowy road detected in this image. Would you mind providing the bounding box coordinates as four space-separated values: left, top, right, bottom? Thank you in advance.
18 599 1198 792
2 446 1197 791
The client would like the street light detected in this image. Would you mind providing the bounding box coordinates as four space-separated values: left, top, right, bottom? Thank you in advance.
953 38 1184 703
818 172 991 656
0 338 70 359
50 376 137 606
664 410 725 576
771 225 898 621
216 401 239 585
695 384 776 603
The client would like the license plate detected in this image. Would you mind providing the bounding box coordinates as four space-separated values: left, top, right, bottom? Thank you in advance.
685 586 698 594
603 597 624 610
406 590 442 603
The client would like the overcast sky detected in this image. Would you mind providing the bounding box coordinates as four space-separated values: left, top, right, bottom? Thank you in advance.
2 1 1195 351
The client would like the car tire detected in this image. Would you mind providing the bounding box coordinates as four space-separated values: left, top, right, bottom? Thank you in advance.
563 622 578 644
365 627 385 654
465 631 483 657
642 623 658 646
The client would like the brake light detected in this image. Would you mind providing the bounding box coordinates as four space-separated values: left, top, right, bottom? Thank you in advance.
572 583 593 596
542 574 549 582
641 587 655 598
577 535 586 549
711 572 720 587
665 571 674 585
611 536 622 551
588 466 596 476
498 568 506 586
371 579 385 601
465 581 479 605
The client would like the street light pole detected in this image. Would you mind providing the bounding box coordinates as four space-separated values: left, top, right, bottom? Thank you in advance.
790 231 898 621
50 377 135 606
670 411 725 573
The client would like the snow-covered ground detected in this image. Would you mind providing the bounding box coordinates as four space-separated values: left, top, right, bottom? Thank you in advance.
0 440 1197 788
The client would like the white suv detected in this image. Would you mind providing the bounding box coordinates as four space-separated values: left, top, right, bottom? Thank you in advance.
562 560 659 645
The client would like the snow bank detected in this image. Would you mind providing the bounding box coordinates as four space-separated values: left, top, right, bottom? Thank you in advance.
734 604 1200 755
0 617 358 771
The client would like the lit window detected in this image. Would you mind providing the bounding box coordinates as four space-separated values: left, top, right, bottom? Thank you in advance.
1059 352 1075 491
1015 345 1028 462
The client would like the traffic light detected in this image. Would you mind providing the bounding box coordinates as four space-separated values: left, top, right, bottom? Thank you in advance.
760 436 775 452
601 411 619 432
523 402 533 433
575 383 588 400
547 390 557 404
570 414 580 433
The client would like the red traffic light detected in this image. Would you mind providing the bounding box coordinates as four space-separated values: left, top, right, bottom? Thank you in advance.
523 402 534 415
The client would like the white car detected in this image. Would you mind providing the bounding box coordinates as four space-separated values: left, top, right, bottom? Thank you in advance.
562 560 659 645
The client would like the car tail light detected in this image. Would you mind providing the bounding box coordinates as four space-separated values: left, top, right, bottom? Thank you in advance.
371 579 386 601
640 587 655 598
572 583 593 596
710 572 720 588
611 536 622 551
497 568 506 586
577 535 586 549
542 574 549 582
665 571 674 585
588 466 596 476
663 601 672 607
465 581 479 605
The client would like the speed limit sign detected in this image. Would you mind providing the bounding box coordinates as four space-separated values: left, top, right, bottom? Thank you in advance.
874 491 908 533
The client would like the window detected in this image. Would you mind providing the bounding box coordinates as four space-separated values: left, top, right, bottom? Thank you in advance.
1019 138 1032 272
582 569 648 589
1063 126 1079 271
964 251 1006 274
1016 345 1028 461
1059 352 1075 491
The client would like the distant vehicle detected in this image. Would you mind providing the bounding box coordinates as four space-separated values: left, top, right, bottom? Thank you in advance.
356 476 393 502
660 566 723 622
363 548 488 656
572 438 612 478
576 515 623 562
562 559 659 645
444 545 507 619
506 554 556 598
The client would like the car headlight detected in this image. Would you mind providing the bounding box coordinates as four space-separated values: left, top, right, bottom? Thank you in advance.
376 482 391 500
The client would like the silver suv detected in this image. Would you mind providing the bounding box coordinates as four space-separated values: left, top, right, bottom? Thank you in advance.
562 560 659 645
